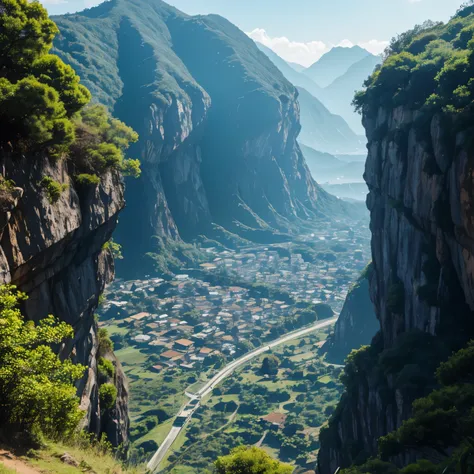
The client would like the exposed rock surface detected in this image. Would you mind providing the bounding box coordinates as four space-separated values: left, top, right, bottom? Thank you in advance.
0 152 128 446
323 264 379 364
318 104 474 473
53 0 350 276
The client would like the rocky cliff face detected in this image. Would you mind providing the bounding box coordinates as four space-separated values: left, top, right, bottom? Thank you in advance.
318 104 474 473
0 152 128 446
323 264 378 364
53 0 348 277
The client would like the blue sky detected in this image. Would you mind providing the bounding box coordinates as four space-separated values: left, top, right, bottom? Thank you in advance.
44 0 465 66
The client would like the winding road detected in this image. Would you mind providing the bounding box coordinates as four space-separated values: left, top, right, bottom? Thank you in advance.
147 316 337 472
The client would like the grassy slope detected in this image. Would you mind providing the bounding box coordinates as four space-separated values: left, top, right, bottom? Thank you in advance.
1 441 141 474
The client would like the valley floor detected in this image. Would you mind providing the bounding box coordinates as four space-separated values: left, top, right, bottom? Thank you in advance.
99 219 370 468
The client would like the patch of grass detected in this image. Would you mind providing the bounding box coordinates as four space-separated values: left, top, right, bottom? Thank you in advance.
104 323 129 337
138 419 174 445
318 375 332 384
0 464 16 474
40 176 69 204
25 440 139 474
114 346 147 366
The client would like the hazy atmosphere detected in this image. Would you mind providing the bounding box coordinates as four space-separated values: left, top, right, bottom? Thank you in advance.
1 0 474 473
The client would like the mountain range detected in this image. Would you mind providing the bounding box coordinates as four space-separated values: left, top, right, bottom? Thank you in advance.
256 43 382 135
297 87 364 154
53 0 352 276
303 45 372 88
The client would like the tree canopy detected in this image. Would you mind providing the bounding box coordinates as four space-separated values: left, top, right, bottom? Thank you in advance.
214 446 293 474
353 5 474 128
0 284 84 437
0 0 140 181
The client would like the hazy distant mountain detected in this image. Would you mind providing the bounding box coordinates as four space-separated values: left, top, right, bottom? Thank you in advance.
324 54 382 134
297 87 365 154
287 61 306 73
303 45 371 87
300 143 365 185
299 143 344 169
256 42 322 99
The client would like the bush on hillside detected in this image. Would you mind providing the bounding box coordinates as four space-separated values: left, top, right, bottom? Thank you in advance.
0 284 84 437
214 446 293 474
99 383 117 410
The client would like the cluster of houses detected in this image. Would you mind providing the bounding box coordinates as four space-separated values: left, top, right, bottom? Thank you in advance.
100 221 370 374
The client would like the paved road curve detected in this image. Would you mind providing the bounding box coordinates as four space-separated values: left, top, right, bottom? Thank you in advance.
147 317 337 472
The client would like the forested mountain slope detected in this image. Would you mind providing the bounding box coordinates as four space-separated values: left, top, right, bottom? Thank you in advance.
53 0 350 277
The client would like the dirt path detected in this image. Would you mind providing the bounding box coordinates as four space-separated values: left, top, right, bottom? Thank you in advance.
0 450 41 474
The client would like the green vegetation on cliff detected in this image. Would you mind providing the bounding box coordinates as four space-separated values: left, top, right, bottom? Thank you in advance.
0 0 140 182
354 2 474 127
0 285 84 439
340 340 474 474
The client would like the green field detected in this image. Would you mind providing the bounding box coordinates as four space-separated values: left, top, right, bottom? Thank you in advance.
161 329 343 473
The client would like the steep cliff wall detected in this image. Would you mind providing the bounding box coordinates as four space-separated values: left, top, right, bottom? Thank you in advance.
318 10 474 471
53 0 348 277
0 152 128 446
323 264 379 364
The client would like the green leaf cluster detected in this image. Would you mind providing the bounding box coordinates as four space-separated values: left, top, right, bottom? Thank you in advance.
40 175 68 203
71 104 139 180
0 0 88 155
99 383 117 411
0 284 84 437
214 446 293 474
102 239 123 260
97 357 115 380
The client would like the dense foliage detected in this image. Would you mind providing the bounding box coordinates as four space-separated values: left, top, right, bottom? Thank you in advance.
0 285 84 438
0 0 140 182
340 340 474 474
353 2 474 128
214 446 293 474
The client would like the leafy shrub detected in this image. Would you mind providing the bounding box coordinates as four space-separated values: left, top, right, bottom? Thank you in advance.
0 284 84 437
214 446 293 474
98 328 114 356
354 9 474 131
40 176 68 203
75 173 100 186
436 340 474 385
102 240 123 260
99 383 117 410
71 105 139 176
98 357 115 379
0 0 140 178
122 159 141 178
